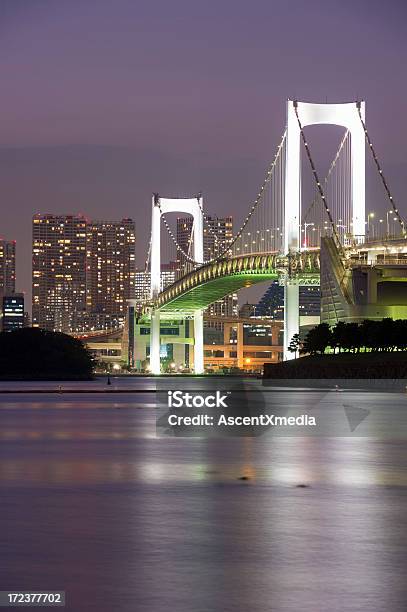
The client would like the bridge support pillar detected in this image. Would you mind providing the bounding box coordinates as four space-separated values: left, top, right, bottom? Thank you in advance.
237 322 244 369
150 310 161 375
193 310 204 374
284 283 299 360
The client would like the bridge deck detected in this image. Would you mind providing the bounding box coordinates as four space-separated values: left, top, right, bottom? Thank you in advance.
160 271 278 312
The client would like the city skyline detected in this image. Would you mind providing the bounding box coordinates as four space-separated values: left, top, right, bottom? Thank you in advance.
1 5 407 612
0 0 406 304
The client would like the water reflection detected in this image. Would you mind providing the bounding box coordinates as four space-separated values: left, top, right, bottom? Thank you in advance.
0 386 406 611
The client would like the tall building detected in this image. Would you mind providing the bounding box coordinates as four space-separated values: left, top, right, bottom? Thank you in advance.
32 215 135 333
255 281 320 319
176 215 233 268
255 281 284 319
176 215 238 322
299 286 321 317
2 293 24 332
32 214 88 332
0 239 16 295
134 270 150 303
135 261 178 303
86 219 135 330
176 217 194 271
203 216 234 262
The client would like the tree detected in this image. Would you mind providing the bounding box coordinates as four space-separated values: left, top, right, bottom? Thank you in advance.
394 319 407 351
288 333 301 358
359 319 379 352
297 318 407 357
0 328 93 379
331 321 346 353
377 318 396 352
301 323 332 355
331 321 361 352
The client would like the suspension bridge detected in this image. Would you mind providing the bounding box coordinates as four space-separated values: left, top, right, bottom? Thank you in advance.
139 100 406 374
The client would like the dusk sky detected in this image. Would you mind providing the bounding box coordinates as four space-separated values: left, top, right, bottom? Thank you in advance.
1 0 407 304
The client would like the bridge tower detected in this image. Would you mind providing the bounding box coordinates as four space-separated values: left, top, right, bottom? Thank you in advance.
149 195 204 375
283 100 366 360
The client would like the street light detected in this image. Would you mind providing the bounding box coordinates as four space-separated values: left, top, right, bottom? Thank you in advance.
386 209 393 237
367 212 375 237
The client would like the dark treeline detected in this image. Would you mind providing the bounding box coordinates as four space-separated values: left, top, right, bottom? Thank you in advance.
0 328 93 379
299 319 407 355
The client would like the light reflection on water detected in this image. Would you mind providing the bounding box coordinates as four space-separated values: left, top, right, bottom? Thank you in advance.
0 382 406 612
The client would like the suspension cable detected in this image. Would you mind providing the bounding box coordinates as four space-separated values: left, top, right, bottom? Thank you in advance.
219 129 286 257
356 101 405 234
157 201 199 264
156 129 287 266
303 129 350 222
293 101 343 251
155 196 222 267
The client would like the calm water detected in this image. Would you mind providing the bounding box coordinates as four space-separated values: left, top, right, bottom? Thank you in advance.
0 378 406 612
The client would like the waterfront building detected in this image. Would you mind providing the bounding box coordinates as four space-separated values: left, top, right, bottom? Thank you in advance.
123 313 283 373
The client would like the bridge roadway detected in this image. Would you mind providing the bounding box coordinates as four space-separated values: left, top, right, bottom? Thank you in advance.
155 250 321 314
153 237 407 315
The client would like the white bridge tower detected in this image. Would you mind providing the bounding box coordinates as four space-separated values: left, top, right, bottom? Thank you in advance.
149 195 204 375
283 100 366 360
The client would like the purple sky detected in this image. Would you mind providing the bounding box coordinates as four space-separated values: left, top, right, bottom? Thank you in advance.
1 0 407 305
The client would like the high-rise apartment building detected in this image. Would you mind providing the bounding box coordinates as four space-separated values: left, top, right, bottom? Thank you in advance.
176 215 238 322
86 219 135 329
0 239 16 295
202 216 234 263
32 215 135 333
32 214 88 332
176 215 233 268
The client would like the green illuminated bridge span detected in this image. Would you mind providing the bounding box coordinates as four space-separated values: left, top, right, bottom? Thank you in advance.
155 251 321 313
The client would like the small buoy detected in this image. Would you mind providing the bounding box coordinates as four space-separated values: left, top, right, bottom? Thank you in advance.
58 385 62 393
107 376 111 386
